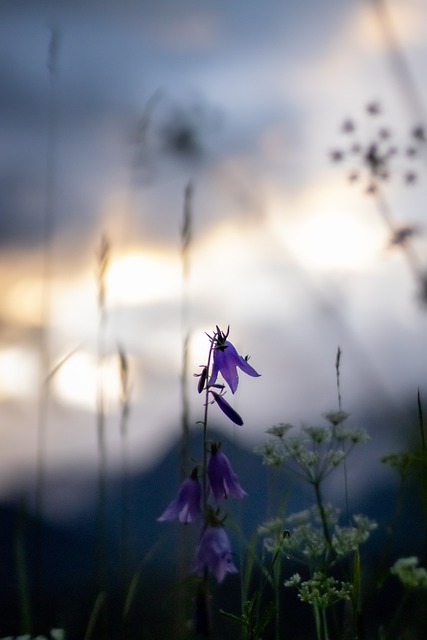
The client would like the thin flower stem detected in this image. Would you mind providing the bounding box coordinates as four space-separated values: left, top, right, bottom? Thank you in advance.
417 389 427 566
335 347 342 412
84 592 107 640
96 309 108 636
381 589 411 640
374 190 422 278
118 360 131 592
369 0 427 124
313 480 334 555
35 28 60 624
95 236 110 639
417 389 426 452
273 559 281 640
15 499 32 633
335 348 350 522
178 183 193 638
202 332 217 511
180 182 193 480
321 607 330 640
313 604 322 640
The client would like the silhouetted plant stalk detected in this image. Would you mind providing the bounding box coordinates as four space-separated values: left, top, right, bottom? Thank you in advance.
158 326 260 636
331 102 427 303
95 235 110 637
373 397 427 605
180 181 193 480
417 390 427 565
221 540 284 640
121 537 164 632
118 345 132 590
334 347 351 524
337 1 427 306
176 181 194 636
369 0 427 125
33 27 61 630
84 592 107 640
14 499 32 634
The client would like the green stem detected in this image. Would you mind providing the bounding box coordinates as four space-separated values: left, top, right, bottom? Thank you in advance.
417 389 427 567
381 589 410 640
274 560 281 640
15 500 32 633
313 481 334 554
84 592 107 640
321 607 330 640
119 397 130 591
417 389 426 452
313 604 323 640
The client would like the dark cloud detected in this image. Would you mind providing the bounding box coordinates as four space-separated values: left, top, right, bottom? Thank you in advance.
0 169 46 246
0 0 385 256
0 61 46 126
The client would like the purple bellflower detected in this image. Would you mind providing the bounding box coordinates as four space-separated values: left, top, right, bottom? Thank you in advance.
209 326 260 394
192 523 238 583
157 467 201 524
208 442 247 502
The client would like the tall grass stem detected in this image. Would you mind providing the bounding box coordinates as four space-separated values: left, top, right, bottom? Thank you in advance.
34 26 60 625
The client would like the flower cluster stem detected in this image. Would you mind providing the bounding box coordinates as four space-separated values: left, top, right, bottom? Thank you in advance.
313 604 322 640
313 480 334 554
322 607 330 640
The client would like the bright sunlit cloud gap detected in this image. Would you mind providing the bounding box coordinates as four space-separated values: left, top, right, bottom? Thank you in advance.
106 251 182 307
53 351 124 411
269 184 386 272
287 210 384 271
0 347 39 400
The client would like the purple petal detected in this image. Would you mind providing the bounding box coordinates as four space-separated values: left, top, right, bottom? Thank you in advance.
208 449 247 502
236 354 261 378
215 343 240 393
212 392 243 426
192 526 238 583
157 474 201 523
209 340 260 394
209 357 221 388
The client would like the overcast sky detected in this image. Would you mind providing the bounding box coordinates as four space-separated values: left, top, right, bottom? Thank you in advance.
1 0 427 516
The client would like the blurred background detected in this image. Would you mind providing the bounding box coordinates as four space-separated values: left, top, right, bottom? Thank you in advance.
1 0 427 637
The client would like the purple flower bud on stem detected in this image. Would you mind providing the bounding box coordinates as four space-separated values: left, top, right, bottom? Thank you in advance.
197 366 208 394
211 392 244 426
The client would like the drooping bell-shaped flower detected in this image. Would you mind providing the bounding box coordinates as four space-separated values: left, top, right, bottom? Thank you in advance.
207 442 247 502
157 467 201 524
210 327 260 394
192 523 238 583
